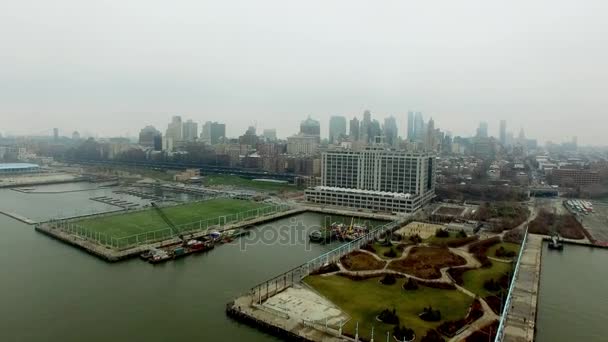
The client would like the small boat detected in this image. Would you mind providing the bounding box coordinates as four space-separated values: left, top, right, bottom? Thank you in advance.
309 229 337 243
548 234 564 250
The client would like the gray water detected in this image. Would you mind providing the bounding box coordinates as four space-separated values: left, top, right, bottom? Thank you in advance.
536 243 608 342
0 184 369 342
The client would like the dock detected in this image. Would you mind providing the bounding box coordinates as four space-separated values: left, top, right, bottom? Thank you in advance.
0 210 37 224
35 207 307 262
502 234 543 342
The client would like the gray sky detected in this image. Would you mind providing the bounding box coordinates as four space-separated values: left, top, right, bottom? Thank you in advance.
1 0 607 145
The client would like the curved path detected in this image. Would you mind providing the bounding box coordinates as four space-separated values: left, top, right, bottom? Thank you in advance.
322 243 506 342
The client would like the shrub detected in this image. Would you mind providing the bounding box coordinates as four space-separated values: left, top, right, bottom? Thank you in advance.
457 229 467 238
495 246 516 258
403 278 419 291
419 306 442 322
310 263 339 275
393 325 415 341
409 234 423 244
384 248 398 258
435 229 450 238
378 308 400 325
483 279 501 292
380 274 397 285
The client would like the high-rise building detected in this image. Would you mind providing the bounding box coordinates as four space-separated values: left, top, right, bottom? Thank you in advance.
53 128 59 141
476 122 488 138
300 116 321 141
72 131 81 140
183 120 198 141
359 110 372 143
287 134 319 155
414 112 424 142
305 147 436 213
239 126 258 146
165 116 183 143
383 116 398 147
407 111 415 141
425 118 436 151
499 120 507 146
262 129 277 142
349 117 360 141
139 125 162 149
329 116 347 144
201 121 226 145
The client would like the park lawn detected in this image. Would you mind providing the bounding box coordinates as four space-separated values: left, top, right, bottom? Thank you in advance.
203 175 302 193
462 261 513 298
75 198 265 238
372 242 398 259
487 242 520 259
304 275 473 341
425 232 463 246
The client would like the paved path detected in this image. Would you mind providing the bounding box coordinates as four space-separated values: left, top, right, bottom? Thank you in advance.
501 234 543 342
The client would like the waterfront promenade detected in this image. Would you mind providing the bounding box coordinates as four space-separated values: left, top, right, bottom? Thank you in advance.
502 234 543 342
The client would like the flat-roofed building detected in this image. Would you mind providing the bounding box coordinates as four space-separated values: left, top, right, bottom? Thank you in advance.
305 147 436 213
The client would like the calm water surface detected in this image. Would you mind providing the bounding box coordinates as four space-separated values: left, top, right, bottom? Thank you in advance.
0 184 375 342
536 243 608 342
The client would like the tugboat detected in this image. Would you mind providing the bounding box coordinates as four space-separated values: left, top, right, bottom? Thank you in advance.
548 233 564 250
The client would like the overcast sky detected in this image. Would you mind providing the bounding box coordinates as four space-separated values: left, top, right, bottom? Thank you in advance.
1 0 607 145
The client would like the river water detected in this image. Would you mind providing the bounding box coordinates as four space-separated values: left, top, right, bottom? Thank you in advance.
0 183 378 342
536 243 608 342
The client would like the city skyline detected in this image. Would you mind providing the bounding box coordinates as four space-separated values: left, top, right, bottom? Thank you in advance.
2 1 608 145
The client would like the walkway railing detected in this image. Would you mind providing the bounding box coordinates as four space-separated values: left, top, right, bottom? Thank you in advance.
49 203 293 250
250 218 406 304
494 226 529 342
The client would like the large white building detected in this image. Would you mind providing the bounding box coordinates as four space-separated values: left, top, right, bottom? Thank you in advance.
305 147 436 213
287 134 319 156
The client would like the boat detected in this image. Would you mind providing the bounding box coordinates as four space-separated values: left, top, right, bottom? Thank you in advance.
309 229 336 243
548 233 564 250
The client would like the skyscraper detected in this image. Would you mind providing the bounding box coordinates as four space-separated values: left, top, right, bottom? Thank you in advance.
329 116 347 143
414 112 424 142
300 116 321 142
359 110 372 143
165 116 183 143
476 122 488 138
349 117 360 142
425 118 436 151
201 121 226 145
407 112 415 141
139 125 162 149
53 128 59 141
499 120 507 146
383 116 398 146
183 120 198 141
262 128 277 142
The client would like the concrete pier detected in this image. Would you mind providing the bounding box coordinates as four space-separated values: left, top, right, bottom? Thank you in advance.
502 234 543 342
0 210 37 224
227 286 348 342
35 207 306 262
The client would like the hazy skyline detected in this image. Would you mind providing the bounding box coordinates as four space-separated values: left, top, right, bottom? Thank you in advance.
2 0 607 145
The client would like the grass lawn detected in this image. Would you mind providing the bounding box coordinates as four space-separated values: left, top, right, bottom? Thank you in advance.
487 242 520 259
425 232 464 246
371 242 399 259
203 175 302 193
304 275 473 341
462 261 513 297
75 198 265 238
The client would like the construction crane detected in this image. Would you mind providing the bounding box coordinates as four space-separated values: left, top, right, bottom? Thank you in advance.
151 202 184 243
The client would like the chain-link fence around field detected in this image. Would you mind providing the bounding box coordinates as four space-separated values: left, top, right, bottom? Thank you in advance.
49 203 292 250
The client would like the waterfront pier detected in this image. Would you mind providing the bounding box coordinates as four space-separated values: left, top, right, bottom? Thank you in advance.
501 234 543 342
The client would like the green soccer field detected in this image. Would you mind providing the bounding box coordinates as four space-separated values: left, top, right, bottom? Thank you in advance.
75 198 266 238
